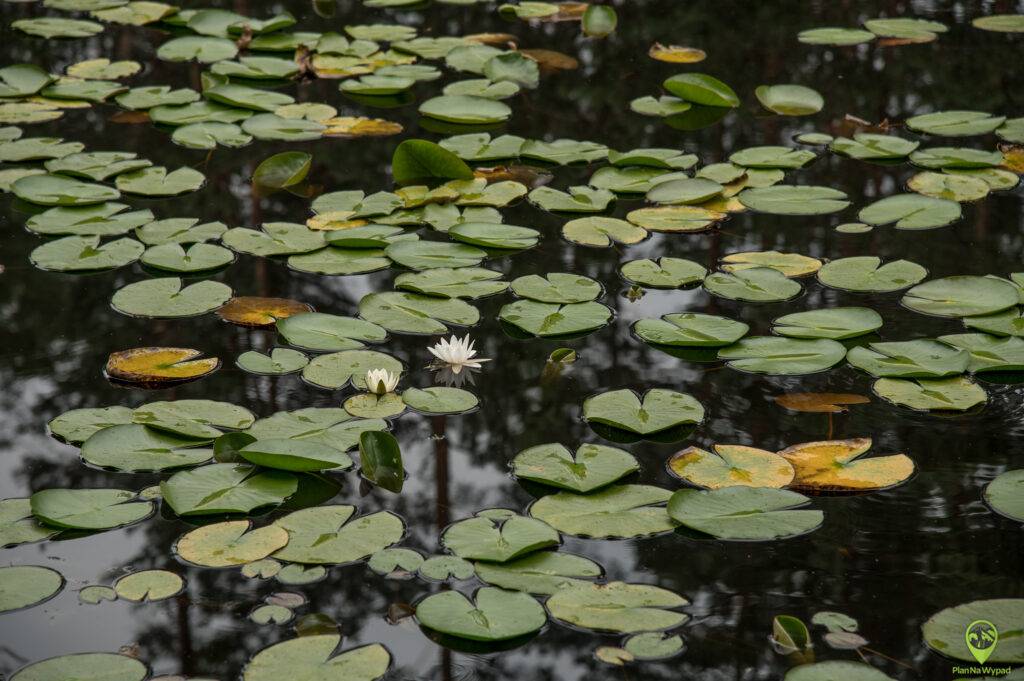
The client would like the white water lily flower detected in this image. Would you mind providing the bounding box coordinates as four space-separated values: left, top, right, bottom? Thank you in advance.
365 368 400 395
427 335 490 374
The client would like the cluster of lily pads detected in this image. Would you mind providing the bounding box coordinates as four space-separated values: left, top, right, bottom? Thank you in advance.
3 2 1024 680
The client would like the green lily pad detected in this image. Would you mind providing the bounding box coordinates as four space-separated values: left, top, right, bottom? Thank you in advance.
288 247 390 275
172 122 252 149
626 205 724 232
475 551 600 595
785 661 895 681
416 587 546 641
240 439 353 472
235 346 308 375
630 95 692 117
442 511 558 563
113 569 183 602
419 555 475 582
419 95 512 124
499 300 612 337
531 186 615 213
669 444 795 489
161 464 297 515
922 599 1024 663
858 194 961 230
112 278 232 318
158 36 239 63
590 166 682 193
243 635 390 681
906 110 1005 137
359 430 404 492
48 406 134 444
721 251 821 277
985 470 1024 521
584 388 703 435
385 240 485 270
395 267 507 299
847 340 969 377
865 17 947 39
242 114 325 141
874 376 987 411
739 185 849 214
911 147 1003 169
624 632 685 660
773 307 883 339
81 424 212 472
755 84 824 116
13 173 120 206
141 243 234 272
704 267 802 302
248 408 386 451
206 84 295 112
529 484 677 539
45 152 150 181
2 138 84 163
902 276 1020 317
271 505 404 564
223 223 325 256
78 585 117 604
547 581 689 633
115 85 200 110
797 27 875 45
14 17 104 38
634 313 748 347
621 257 706 289
829 133 919 160
938 333 1024 372
609 148 698 169
521 138 609 165
816 255 927 293
276 313 386 352
115 166 205 196
719 337 846 375
669 487 823 540
150 101 252 126
401 387 478 415
302 350 403 390
391 140 472 187
646 177 723 204
663 73 739 107
0 64 53 98
964 307 1024 337
30 235 142 272
0 565 64 613
562 216 646 246
9 653 147 681
30 488 153 530
359 292 479 334
510 273 602 303
212 56 300 80
175 520 289 567
730 146 816 169
974 14 1024 32
512 443 638 492
907 172 989 202
449 222 539 249
368 548 424 576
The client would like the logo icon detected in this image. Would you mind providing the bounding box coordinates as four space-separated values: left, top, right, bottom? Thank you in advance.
965 619 999 664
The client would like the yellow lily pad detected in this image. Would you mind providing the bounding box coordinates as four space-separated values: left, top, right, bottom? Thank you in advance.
779 438 915 493
105 347 220 385
216 296 313 328
648 43 707 63
668 444 795 489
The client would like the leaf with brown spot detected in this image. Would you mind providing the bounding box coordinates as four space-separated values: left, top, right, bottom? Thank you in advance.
668 444 795 489
1000 144 1024 174
464 33 518 46
774 392 870 413
520 49 579 72
216 296 313 328
322 116 403 138
648 43 707 63
473 165 552 188
778 438 915 493
306 211 369 231
105 347 220 386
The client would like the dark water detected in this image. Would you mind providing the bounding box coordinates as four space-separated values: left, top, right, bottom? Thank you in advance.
1 1 1023 679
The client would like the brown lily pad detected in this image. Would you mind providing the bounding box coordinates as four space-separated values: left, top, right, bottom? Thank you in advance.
105 347 220 387
216 296 313 328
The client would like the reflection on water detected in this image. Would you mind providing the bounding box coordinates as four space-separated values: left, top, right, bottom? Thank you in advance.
1 1 1023 679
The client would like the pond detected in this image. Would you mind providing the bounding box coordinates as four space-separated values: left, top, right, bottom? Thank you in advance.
1 1 1023 680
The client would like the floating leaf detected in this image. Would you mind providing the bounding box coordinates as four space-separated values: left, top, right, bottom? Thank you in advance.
116 85 200 110
449 222 539 249
416 587 546 641
161 464 297 515
358 431 403 493
113 570 183 602
562 216 646 246
223 223 325 257
773 307 883 339
620 258 707 289
0 565 64 613
626 205 724 232
858 194 961 230
243 635 391 681
359 292 479 334
531 186 615 213
530 484 677 539
739 185 849 214
663 73 739 107
512 443 638 492
633 313 748 347
9 654 147 681
584 389 703 436
48 406 134 445
116 166 204 196
14 17 104 38
302 350 403 390
238 348 309 375
442 512 558 562
218 297 313 329
939 333 1024 372
721 251 821 278
973 14 1024 32
719 337 846 375
922 599 1024 663
419 95 512 124
419 555 475 582
112 278 232 318
243 114 325 141
907 172 988 202
13 173 120 206
630 95 691 117
873 376 987 411
475 551 601 594
624 632 685 660
141 243 234 272
176 520 289 568
30 235 142 272
385 240 485 270
797 27 875 45
240 439 353 473
81 424 212 472
829 133 918 160
547 581 689 633
668 487 822 540
730 146 816 169
646 177 723 204
911 147 1003 169
649 43 706 63
906 110 1005 137
392 139 474 185
396 268 507 299
105 347 219 385
774 393 869 413
704 268 802 302
30 488 153 530
271 505 405 564
847 340 969 378
78 585 117 604
779 438 915 492
401 387 478 415
755 84 824 116
817 256 927 292
248 409 386 452
903 276 1020 318
985 470 1024 522
499 300 612 337
668 444 795 489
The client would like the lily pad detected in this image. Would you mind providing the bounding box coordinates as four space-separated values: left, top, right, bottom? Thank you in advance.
175 520 289 568
739 185 850 215
512 443 639 492
562 216 646 246
0 565 64 613
13 173 120 206
779 438 915 492
243 636 391 681
237 349 309 375
847 340 969 378
271 505 405 564
31 235 142 272
785 662 895 681
302 350 403 390
240 438 353 473
773 307 883 339
547 581 689 633
529 484 677 539
704 268 802 302
223 223 325 257
906 110 1005 137
922 599 1024 663
442 512 558 563
911 147 1003 170
401 387 478 415
158 36 238 63
475 551 601 595
719 337 846 375
626 205 724 232
30 488 153 530
105 347 220 385
416 587 546 641
48 406 134 444
396 267 507 299
449 222 539 249
277 313 386 351
499 300 612 337
633 313 748 347
359 292 479 334
874 376 986 411
116 166 204 196
584 388 703 436
385 240 485 270
9 654 148 681
721 251 822 278
668 487 823 540
663 73 739 107
14 17 104 38
985 470 1024 521
755 84 824 116
112 278 232 318
797 27 875 45
419 95 511 124
81 424 212 472
27 204 150 238
668 444 795 489
113 570 183 602
907 172 988 202
829 133 919 160
939 333 1024 372
902 276 1020 318
858 194 961 230
630 95 692 117
817 256 927 292
160 464 297 515
620 258 707 288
